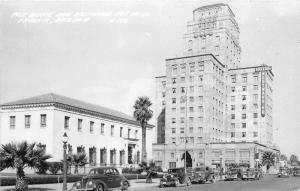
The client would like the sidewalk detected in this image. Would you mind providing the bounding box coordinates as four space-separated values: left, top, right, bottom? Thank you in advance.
0 179 160 191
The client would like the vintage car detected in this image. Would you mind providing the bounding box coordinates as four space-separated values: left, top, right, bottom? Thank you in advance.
224 168 243 181
70 167 130 191
293 167 300 176
277 167 290 178
189 167 216 184
241 168 263 180
159 167 192 188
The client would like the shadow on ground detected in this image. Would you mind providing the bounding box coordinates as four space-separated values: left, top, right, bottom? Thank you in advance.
2 188 56 191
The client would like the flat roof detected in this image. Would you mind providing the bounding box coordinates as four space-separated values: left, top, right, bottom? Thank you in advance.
165 53 225 68
193 3 235 17
229 65 274 77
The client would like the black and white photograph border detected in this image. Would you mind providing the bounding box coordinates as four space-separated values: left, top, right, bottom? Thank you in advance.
0 0 300 191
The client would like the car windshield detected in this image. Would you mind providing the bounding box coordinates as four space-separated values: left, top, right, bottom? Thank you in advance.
89 169 104 175
168 169 182 173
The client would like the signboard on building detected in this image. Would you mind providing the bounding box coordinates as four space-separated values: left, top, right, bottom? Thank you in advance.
255 65 272 72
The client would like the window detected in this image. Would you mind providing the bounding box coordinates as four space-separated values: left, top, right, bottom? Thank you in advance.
189 76 194 82
172 66 178 75
135 130 138 139
90 121 94 133
172 78 176 84
253 113 258 118
231 96 235 102
181 87 185 93
242 114 247 119
172 128 176 134
172 88 176 93
253 94 258 101
199 75 203 82
231 123 235 128
120 127 123 137
40 114 46 128
198 116 204 122
190 86 194 93
231 76 236 83
180 128 184 134
181 77 185 83
242 95 246 101
128 129 131 138
162 101 165 106
215 45 220 51
242 76 247 82
171 152 175 158
253 75 258 82
199 63 204 71
231 132 235 138
181 65 186 74
242 132 246 137
25 115 31 128
190 64 195 73
172 108 176 113
198 106 203 113
242 123 246 128
231 114 235 119
231 105 235 110
189 96 194 102
242 86 247 91
172 137 176 143
189 107 194 112
242 104 246 110
111 125 114 136
162 81 166 88
253 104 258 109
231 87 235 92
198 127 203 133
253 121 258 126
171 118 176 124
101 123 105 134
199 96 203 102
189 117 194 123
198 151 203 158
198 85 203 92
253 85 258 90
10 116 16 129
189 127 193 133
162 92 166 97
180 107 185 113
78 119 83 132
172 98 176 104
253 132 258 137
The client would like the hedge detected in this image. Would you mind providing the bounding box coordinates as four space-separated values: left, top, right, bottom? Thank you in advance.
1 174 163 186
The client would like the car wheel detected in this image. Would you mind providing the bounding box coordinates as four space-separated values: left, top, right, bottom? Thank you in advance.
186 178 191 186
121 181 129 191
95 184 104 191
174 179 180 187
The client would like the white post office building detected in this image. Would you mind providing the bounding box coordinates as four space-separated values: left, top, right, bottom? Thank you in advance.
0 93 154 168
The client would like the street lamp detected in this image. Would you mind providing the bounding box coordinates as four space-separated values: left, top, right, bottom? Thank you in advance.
62 132 68 191
220 154 223 180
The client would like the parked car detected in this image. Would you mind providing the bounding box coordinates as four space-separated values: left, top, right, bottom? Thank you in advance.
70 167 130 191
189 167 215 184
224 168 243 181
159 167 192 188
277 167 290 178
293 167 300 176
242 168 263 180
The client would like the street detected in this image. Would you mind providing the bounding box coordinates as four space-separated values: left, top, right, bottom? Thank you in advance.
131 175 300 191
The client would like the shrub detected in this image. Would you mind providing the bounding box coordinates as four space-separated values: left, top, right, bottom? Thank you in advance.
48 162 63 175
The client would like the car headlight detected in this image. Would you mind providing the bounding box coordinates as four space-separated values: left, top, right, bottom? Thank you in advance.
76 181 81 186
87 180 93 186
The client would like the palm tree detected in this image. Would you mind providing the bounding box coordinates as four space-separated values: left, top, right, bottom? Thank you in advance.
261 151 275 173
0 141 51 191
133 96 153 163
71 153 87 174
290 154 298 166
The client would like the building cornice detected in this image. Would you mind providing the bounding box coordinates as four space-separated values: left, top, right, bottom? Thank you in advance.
1 102 154 129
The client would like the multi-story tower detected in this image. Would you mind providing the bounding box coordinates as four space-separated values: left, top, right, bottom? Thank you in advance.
227 65 274 146
183 3 241 69
155 76 167 144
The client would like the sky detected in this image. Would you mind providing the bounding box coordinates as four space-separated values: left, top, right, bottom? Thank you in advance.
0 0 299 157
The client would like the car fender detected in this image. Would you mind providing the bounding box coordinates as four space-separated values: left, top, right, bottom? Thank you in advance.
91 179 109 190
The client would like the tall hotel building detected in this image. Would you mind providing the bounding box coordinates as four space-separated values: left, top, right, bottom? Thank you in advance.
153 4 278 170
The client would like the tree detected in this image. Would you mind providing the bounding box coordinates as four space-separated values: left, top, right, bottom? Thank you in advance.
279 154 288 161
261 151 275 173
0 141 51 191
290 154 298 166
71 153 87 174
133 97 153 163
